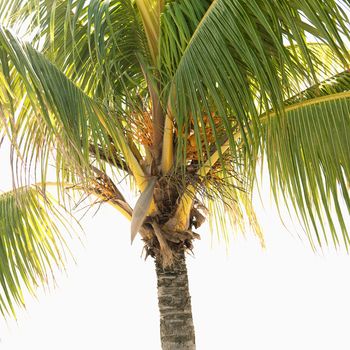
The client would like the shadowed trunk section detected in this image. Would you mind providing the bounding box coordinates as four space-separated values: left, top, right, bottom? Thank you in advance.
155 251 196 350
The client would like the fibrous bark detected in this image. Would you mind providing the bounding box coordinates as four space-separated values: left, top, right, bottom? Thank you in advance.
155 250 196 350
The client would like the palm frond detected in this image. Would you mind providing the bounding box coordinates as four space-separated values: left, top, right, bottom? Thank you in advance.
8 0 150 100
0 186 72 317
262 90 350 249
9 0 167 182
0 28 149 193
193 70 350 248
161 0 350 173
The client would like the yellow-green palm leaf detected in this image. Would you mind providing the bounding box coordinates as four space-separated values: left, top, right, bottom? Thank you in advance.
0 187 70 316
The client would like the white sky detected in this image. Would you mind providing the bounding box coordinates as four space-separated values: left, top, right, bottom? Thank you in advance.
0 143 350 350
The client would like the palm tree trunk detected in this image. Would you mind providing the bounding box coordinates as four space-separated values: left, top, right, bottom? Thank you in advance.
155 250 196 350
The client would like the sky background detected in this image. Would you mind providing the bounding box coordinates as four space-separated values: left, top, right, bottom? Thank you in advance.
0 141 350 349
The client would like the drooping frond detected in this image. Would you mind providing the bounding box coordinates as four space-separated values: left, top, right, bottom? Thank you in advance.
7 0 170 178
161 0 350 172
0 28 149 193
0 186 72 317
191 70 350 248
262 88 350 250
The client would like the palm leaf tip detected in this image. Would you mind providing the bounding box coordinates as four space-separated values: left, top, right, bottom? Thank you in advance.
0 187 74 317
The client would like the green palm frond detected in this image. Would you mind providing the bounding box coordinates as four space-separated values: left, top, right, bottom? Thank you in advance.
3 0 167 185
199 70 350 248
0 27 134 190
0 186 72 317
262 89 350 249
161 0 350 171
8 0 150 100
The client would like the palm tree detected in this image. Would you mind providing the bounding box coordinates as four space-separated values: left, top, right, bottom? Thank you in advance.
1 0 350 348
